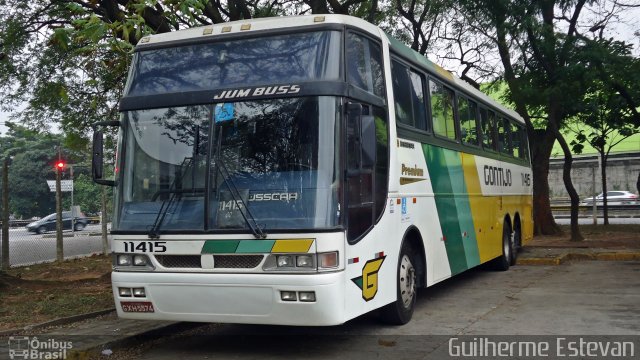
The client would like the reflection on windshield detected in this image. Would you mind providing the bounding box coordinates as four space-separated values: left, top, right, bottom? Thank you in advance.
113 97 340 233
126 31 341 96
115 106 209 231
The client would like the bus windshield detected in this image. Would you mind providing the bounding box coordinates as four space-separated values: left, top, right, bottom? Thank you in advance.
125 31 341 96
114 97 341 233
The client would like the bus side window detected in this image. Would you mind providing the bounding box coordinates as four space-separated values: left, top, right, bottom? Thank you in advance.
429 79 456 140
346 32 384 97
497 116 512 155
391 61 427 131
459 97 479 146
511 122 521 158
481 109 496 151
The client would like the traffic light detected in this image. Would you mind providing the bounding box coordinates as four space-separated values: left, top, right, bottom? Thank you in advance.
56 160 65 170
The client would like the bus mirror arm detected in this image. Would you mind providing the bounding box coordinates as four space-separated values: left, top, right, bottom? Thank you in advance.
92 121 120 187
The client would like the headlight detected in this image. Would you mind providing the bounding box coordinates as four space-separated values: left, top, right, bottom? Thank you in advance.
276 255 294 267
117 254 132 266
296 255 314 268
133 255 149 266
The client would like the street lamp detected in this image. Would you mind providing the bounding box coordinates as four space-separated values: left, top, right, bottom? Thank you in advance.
1 156 13 270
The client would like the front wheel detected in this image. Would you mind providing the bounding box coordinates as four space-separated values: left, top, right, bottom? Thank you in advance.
74 223 85 231
36 226 46 235
380 243 417 325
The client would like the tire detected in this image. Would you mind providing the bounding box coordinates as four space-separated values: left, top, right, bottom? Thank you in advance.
380 242 417 325
37 226 46 235
74 223 85 231
510 222 521 266
492 223 513 271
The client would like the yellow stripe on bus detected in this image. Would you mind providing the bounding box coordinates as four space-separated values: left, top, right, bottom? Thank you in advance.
460 153 501 263
271 239 314 253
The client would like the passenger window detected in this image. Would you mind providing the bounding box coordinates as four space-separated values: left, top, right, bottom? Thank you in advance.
458 97 479 145
346 32 384 97
497 116 512 155
511 122 521 158
391 61 426 130
481 108 496 151
429 79 456 140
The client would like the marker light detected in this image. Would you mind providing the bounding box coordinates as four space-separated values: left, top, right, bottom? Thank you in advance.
318 252 339 269
298 291 316 302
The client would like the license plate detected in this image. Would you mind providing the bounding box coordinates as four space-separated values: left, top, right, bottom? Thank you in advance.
121 301 155 313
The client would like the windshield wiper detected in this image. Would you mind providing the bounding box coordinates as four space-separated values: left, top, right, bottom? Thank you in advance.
148 157 193 239
216 158 267 239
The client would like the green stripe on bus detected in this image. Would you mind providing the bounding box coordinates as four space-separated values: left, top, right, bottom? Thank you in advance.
423 144 468 274
445 150 480 268
202 240 240 254
236 240 276 253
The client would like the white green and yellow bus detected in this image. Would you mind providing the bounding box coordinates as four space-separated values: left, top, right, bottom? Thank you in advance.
92 14 533 326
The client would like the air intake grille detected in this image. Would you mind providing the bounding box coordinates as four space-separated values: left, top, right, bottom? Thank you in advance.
214 255 263 269
155 255 201 268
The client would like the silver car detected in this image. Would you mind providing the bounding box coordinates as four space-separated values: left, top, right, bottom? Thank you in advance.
582 191 639 205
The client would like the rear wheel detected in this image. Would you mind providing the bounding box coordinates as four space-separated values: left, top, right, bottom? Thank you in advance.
74 223 85 231
380 242 417 325
37 226 46 235
510 222 521 266
492 223 512 271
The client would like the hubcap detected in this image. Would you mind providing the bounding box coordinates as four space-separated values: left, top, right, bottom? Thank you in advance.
399 254 416 308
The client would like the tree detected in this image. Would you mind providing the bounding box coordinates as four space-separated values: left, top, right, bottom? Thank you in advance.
450 0 640 240
570 44 640 224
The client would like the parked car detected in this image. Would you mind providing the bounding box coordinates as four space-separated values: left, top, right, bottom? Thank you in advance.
25 212 89 234
582 191 639 205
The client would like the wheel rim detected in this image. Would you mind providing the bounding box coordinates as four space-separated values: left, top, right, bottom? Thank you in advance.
399 254 416 308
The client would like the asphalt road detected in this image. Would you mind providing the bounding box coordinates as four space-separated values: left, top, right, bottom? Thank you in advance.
555 217 640 225
0 224 110 266
124 261 640 360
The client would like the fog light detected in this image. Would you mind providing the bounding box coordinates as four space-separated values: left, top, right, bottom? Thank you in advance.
132 288 146 297
280 291 297 301
296 255 314 267
277 255 294 267
119 287 132 297
318 252 338 269
133 255 148 266
298 291 316 302
117 254 132 266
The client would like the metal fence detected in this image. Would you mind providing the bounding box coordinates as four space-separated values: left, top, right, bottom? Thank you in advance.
0 218 111 268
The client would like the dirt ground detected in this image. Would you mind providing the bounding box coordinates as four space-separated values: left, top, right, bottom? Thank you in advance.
0 224 638 331
0 254 113 331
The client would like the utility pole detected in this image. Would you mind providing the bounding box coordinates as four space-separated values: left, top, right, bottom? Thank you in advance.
1 157 10 270
101 187 109 255
55 148 64 262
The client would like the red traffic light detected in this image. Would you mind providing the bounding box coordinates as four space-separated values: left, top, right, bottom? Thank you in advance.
56 161 65 169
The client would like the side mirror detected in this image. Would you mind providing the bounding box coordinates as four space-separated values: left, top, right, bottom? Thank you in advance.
92 121 120 186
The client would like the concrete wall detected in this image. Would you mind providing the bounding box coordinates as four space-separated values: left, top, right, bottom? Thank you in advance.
548 153 640 199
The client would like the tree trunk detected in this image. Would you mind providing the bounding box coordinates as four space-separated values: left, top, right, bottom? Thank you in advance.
550 118 583 241
531 128 561 235
601 152 609 225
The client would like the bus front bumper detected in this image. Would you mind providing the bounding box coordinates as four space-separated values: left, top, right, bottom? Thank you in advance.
112 271 346 326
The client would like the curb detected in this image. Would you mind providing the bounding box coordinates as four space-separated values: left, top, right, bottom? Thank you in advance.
0 309 115 336
69 322 200 358
517 251 640 266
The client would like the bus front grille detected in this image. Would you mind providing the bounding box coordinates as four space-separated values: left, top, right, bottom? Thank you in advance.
154 254 264 269
155 255 201 268
214 255 264 269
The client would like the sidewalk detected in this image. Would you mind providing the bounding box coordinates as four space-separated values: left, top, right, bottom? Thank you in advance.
517 227 640 265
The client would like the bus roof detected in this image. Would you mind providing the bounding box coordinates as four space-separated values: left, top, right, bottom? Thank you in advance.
137 14 525 125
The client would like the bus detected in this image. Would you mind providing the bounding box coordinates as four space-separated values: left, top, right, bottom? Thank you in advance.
92 14 533 326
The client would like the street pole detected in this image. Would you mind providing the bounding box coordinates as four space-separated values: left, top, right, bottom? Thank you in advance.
592 165 597 225
56 151 64 262
1 158 10 270
70 165 74 236
101 186 109 255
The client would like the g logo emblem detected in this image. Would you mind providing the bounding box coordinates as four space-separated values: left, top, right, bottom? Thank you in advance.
351 256 386 301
